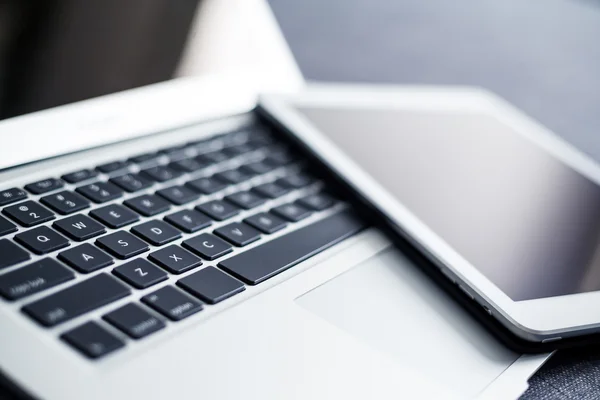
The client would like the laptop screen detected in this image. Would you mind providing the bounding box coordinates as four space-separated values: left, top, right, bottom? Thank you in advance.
0 1 201 121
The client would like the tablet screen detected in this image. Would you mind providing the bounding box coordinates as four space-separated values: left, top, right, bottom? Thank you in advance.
296 106 600 301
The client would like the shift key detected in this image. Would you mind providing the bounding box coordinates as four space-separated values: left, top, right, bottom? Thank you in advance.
219 210 366 285
23 274 130 327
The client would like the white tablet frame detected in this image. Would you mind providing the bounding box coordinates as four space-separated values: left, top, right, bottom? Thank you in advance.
260 83 600 342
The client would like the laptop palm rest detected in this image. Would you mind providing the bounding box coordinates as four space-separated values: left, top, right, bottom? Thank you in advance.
297 248 519 398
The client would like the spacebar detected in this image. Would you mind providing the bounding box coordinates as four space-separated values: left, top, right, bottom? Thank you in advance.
218 210 366 285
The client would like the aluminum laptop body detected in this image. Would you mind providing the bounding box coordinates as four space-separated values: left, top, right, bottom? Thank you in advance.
0 1 550 398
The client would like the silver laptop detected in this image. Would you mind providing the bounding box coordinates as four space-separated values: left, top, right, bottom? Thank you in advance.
0 1 549 399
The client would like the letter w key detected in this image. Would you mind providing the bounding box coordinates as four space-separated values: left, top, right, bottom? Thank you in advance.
53 215 106 241
72 221 87 230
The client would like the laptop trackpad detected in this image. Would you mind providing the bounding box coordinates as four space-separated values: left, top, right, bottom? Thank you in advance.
296 248 519 398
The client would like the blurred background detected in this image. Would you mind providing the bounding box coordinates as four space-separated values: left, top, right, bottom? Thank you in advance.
0 0 598 160
268 0 600 159
0 0 199 120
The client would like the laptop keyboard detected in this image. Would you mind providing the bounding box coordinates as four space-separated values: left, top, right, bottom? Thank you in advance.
0 123 366 360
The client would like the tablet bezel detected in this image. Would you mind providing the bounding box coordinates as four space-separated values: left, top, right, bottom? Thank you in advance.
259 84 600 342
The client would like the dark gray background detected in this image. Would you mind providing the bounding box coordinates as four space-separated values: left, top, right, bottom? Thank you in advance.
268 0 600 398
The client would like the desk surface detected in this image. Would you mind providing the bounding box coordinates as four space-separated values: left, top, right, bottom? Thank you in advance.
268 0 600 398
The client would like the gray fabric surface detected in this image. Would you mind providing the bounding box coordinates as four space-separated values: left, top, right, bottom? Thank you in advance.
268 0 600 398
523 346 600 399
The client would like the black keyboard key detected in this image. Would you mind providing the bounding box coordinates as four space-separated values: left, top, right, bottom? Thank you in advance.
250 130 272 143
40 191 90 215
220 141 246 155
220 131 248 147
91 204 139 229
0 188 27 206
277 174 314 189
58 243 114 273
113 258 168 289
244 212 287 234
182 233 232 260
25 178 64 194
225 131 251 145
156 185 198 205
103 303 165 339
245 134 267 148
15 226 70 255
76 182 123 203
247 136 273 149
264 149 296 166
222 143 254 156
240 161 274 176
214 222 261 247
271 203 312 222
185 176 227 194
140 166 181 182
297 193 336 211
225 191 266 210
110 173 153 193
148 245 202 274
188 137 216 151
252 182 289 199
200 151 228 164
96 161 130 174
61 169 98 184
129 153 158 164
219 210 366 285
169 158 209 173
178 267 244 304
214 168 251 184
61 321 125 359
164 210 211 233
96 231 149 259
125 194 170 217
53 214 106 241
142 286 203 321
3 201 55 227
0 239 30 270
159 145 188 159
196 200 240 221
0 258 74 300
0 215 17 237
23 273 130 327
132 220 181 246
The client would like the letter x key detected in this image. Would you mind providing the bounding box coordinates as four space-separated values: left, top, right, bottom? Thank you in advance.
148 245 203 274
